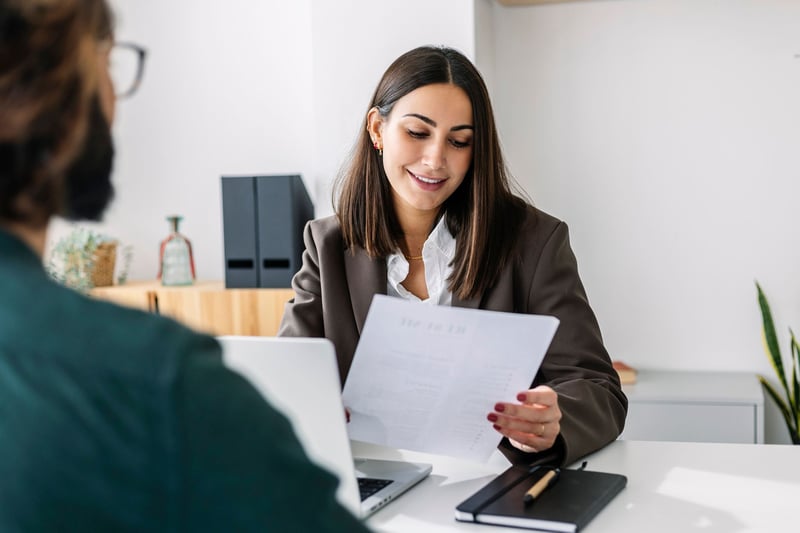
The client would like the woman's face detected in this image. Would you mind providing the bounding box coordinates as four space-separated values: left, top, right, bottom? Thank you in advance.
368 83 474 220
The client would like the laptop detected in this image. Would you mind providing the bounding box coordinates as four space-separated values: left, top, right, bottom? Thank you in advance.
217 336 432 518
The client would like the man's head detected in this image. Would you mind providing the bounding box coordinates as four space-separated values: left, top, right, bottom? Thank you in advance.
0 0 115 229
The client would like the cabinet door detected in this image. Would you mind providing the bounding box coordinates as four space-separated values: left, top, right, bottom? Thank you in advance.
621 402 758 444
155 286 294 336
90 282 157 312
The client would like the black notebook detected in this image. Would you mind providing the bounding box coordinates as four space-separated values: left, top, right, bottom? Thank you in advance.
455 463 627 532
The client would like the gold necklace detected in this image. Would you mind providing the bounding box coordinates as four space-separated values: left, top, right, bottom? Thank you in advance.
404 254 424 261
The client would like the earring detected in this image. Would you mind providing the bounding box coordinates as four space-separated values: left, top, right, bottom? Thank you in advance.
373 141 383 156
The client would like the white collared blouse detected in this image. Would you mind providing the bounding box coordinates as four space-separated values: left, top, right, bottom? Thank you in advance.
386 215 456 305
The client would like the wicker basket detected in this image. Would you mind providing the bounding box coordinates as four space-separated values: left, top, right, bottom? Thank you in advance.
91 241 117 287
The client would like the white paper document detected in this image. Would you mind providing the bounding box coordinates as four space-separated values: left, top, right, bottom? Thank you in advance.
342 295 559 462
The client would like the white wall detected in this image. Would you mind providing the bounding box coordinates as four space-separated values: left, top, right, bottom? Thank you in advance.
49 0 798 441
491 0 799 443
474 0 497 94
49 0 315 281
492 0 800 371
309 0 477 218
52 0 478 280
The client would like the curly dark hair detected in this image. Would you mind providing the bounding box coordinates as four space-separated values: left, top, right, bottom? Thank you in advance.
0 0 113 227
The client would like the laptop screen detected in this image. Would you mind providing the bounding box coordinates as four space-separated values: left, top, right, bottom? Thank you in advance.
218 336 362 514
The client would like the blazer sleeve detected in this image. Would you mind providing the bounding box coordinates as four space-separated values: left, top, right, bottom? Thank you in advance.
522 221 627 466
278 221 325 338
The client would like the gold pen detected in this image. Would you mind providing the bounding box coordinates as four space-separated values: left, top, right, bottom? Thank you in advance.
523 468 560 505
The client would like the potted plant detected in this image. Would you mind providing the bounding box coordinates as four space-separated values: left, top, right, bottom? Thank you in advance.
46 227 132 293
756 282 800 444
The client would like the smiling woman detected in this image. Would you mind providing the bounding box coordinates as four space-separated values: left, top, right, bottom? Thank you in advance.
368 83 473 255
335 46 524 301
279 45 628 469
365 81 475 300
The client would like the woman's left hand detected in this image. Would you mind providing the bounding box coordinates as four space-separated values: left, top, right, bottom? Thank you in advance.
487 385 562 453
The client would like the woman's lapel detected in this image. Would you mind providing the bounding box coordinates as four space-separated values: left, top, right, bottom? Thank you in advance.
344 248 388 334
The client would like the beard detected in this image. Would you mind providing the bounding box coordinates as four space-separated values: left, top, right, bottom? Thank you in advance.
61 96 115 221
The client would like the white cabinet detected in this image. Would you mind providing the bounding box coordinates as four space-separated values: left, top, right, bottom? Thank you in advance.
619 370 764 444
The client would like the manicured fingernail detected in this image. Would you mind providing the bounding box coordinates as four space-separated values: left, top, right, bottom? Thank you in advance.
493 424 502 431
487 413 498 422
494 403 505 412
517 393 527 402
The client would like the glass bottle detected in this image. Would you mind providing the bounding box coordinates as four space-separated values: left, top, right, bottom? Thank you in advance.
159 215 196 286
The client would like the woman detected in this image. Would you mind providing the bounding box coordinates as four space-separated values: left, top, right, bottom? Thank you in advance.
279 45 627 466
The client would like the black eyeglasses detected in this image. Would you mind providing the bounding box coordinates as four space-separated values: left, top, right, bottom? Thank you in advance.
110 42 147 99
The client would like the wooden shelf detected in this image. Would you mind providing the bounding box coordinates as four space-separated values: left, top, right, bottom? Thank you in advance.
91 281 294 336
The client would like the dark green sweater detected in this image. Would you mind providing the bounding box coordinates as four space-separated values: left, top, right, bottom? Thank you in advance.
0 230 369 532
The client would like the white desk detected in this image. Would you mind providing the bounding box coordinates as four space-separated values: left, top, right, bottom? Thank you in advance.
357 439 799 532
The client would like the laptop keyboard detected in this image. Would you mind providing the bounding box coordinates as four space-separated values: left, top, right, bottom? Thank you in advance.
358 477 394 501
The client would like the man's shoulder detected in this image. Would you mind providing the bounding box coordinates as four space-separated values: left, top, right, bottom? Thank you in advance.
98 300 220 381
39 285 221 385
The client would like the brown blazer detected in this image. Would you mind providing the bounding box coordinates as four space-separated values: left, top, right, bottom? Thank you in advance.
279 206 627 466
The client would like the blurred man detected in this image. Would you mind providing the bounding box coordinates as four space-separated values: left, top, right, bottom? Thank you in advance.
0 1 369 531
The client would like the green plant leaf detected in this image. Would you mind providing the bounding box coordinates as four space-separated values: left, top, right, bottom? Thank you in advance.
792 329 800 431
759 375 798 439
756 282 789 395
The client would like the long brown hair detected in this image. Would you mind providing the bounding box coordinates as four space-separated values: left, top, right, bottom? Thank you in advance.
0 0 113 227
335 45 527 301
